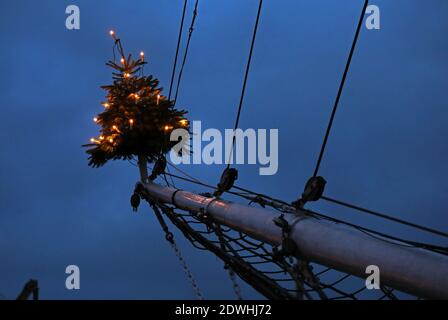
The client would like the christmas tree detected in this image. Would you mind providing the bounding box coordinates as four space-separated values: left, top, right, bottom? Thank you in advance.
84 31 189 180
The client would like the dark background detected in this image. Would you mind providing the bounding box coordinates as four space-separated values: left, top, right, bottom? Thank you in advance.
0 0 447 299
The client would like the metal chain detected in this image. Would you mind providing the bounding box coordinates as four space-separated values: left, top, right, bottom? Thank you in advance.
227 267 243 300
169 238 204 300
150 203 204 300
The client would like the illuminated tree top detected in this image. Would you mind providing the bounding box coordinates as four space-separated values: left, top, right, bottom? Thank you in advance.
84 31 189 168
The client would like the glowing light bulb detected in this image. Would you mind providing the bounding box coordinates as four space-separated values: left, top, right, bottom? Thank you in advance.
99 136 105 140
140 51 144 57
129 119 134 125
102 103 110 108
90 138 95 143
124 73 130 78
109 30 115 37
120 58 125 64
93 117 98 123
179 119 188 126
109 138 114 143
157 94 161 105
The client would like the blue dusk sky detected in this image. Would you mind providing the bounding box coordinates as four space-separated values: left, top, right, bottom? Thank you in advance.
0 0 447 299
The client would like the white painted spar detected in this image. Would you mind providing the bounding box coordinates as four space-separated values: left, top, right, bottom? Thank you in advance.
142 182 448 299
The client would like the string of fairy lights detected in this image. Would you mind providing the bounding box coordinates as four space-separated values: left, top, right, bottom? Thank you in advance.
85 30 189 166
91 31 137 145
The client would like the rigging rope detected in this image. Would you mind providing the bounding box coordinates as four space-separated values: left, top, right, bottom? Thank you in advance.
226 0 263 168
168 0 188 101
161 168 448 255
321 195 448 238
165 164 176 188
173 0 200 105
313 0 369 177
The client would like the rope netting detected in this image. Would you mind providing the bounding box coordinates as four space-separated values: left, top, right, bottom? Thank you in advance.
153 202 406 300
137 177 423 300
